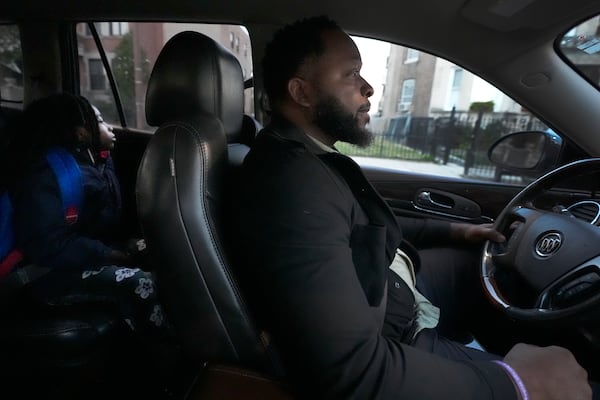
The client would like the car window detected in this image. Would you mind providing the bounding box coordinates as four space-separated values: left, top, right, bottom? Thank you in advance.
558 15 600 90
76 22 253 130
0 24 23 106
342 36 550 186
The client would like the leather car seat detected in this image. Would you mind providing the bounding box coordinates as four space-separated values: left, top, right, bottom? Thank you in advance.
138 31 283 384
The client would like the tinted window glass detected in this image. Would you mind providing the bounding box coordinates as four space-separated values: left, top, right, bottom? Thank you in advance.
0 24 23 105
76 22 253 130
342 36 549 186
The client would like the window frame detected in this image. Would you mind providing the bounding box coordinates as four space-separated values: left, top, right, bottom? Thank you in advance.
0 23 24 105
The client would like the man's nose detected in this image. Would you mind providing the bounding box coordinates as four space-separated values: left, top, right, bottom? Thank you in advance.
361 76 374 98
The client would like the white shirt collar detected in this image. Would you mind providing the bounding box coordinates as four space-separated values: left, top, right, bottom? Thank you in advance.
306 133 337 153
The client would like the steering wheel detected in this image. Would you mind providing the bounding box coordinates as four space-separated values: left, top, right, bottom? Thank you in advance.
482 158 600 321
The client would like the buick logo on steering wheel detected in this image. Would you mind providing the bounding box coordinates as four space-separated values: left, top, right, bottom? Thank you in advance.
535 232 563 257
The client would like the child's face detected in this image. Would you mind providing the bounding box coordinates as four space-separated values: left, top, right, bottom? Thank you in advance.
94 106 115 151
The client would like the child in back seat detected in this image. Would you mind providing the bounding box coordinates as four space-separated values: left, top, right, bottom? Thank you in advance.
9 93 180 384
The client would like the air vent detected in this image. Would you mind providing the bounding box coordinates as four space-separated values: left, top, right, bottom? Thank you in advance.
567 201 600 225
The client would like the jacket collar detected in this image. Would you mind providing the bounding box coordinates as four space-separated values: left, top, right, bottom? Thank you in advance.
265 113 404 268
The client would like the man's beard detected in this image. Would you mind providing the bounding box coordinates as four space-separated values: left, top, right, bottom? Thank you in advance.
312 95 373 148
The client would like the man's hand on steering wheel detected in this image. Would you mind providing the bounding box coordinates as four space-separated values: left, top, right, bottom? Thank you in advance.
450 222 506 244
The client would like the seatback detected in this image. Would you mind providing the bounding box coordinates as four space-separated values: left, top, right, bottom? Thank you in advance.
137 31 274 373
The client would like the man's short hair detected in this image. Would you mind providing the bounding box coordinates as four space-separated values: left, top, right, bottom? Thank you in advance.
262 16 340 110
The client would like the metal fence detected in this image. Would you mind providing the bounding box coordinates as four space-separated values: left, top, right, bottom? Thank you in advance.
343 110 549 182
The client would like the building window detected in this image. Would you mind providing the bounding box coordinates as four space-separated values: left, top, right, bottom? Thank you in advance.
397 79 415 112
98 22 110 36
109 22 129 36
452 68 463 90
405 48 419 63
447 68 463 110
89 59 106 90
85 22 128 37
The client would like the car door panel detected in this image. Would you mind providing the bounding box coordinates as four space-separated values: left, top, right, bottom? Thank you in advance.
362 165 523 224
412 188 482 219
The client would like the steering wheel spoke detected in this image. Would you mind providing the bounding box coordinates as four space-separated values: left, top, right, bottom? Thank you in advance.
537 257 600 309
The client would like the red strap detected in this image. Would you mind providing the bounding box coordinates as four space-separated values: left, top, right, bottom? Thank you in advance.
0 249 23 279
65 206 79 225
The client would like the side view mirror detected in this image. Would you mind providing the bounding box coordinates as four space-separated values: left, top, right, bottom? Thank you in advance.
488 129 563 175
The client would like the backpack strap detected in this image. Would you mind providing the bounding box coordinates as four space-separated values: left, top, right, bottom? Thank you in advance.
0 192 14 260
0 192 23 279
0 148 82 283
45 147 83 224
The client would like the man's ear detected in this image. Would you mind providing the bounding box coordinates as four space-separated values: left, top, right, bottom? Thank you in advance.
287 77 312 108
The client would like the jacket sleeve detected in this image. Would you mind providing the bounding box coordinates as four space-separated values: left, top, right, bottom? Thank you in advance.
397 216 452 248
13 167 112 270
238 145 517 400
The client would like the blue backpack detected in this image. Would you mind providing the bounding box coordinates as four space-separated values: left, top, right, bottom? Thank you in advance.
0 147 82 278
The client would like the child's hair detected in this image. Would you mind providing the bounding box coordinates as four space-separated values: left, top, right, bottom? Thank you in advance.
15 93 102 169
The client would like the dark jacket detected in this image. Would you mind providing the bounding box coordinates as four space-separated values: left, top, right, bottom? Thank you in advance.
12 150 121 270
237 116 516 399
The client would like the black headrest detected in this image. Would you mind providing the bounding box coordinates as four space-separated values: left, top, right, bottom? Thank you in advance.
145 31 244 141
